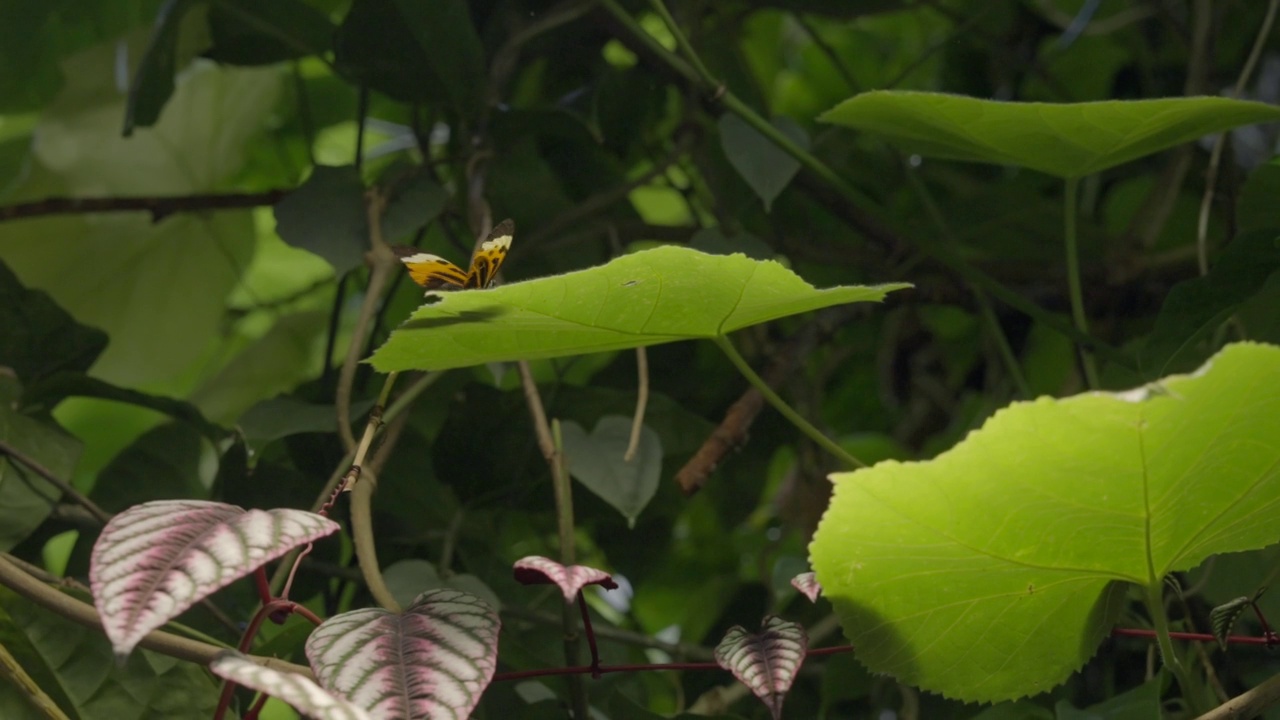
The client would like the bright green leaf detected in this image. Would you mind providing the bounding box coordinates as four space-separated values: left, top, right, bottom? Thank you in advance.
560 416 662 527
810 342 1280 702
370 246 909 372
820 91 1280 178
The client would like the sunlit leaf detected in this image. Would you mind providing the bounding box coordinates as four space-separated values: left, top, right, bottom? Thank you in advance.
371 246 909 372
810 342 1280 702
821 91 1280 177
513 556 617 602
90 500 340 657
306 589 500 720
714 616 807 720
210 652 373 720
560 416 662 527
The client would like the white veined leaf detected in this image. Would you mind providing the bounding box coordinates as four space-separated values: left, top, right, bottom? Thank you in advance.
306 589 500 720
790 572 822 603
512 555 617 602
210 652 373 720
91 499 340 657
714 616 808 720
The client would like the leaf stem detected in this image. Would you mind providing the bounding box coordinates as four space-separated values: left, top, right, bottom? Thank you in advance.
713 335 863 468
602 0 1131 369
1063 177 1100 388
1145 581 1200 713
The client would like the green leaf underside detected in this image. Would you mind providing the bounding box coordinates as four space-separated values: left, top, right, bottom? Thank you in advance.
370 246 909 372
810 342 1280 703
821 91 1280 178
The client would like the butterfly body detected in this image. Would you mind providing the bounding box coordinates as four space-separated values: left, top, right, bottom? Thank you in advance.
397 219 513 290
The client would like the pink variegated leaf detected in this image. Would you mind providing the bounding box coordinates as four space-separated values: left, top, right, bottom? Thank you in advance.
714 616 808 720
512 555 617 602
91 500 339 657
210 652 373 720
306 589 500 720
790 572 822 603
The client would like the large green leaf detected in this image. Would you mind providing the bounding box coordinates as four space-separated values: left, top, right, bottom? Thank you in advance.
810 342 1280 702
370 246 909 371
820 91 1280 177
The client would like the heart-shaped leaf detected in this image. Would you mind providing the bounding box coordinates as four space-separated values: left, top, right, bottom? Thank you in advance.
305 589 500 720
90 500 340 657
820 91 1280 177
560 416 661 527
719 114 809 211
790 572 822 603
274 165 367 275
370 246 909 372
714 616 808 720
809 342 1280 702
513 556 617 602
209 652 373 720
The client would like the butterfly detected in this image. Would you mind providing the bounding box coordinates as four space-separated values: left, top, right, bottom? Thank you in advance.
395 219 513 290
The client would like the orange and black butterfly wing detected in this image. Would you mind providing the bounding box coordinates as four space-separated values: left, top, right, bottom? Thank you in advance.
394 246 469 289
464 219 513 289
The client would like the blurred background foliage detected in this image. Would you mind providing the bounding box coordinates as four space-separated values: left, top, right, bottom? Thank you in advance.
1 0 1279 718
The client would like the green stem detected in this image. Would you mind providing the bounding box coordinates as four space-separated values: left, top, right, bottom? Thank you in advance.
1063 177 1100 388
1146 581 1202 714
551 420 588 719
714 335 863 468
647 0 717 87
601 0 1132 370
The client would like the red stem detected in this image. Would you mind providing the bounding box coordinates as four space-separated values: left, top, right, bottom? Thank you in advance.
576 592 602 678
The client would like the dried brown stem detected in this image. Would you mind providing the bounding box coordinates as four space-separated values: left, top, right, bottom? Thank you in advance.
0 190 289 223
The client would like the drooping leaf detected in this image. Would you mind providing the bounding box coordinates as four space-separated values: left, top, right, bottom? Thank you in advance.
273 165 368 276
370 246 910 372
790 572 822 603
305 589 500 720
0 374 82 553
209 652 373 720
809 342 1280 702
714 616 808 720
204 0 336 66
1209 596 1253 651
512 556 617 602
90 500 340 657
123 0 202 135
719 114 809 211
1140 230 1280 375
560 416 662 527
0 260 106 388
820 91 1280 178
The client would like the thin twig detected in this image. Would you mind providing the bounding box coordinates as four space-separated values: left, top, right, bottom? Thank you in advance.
0 190 290 223
624 348 650 462
0 555 311 677
335 189 397 452
0 440 111 525
1195 0 1279 275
